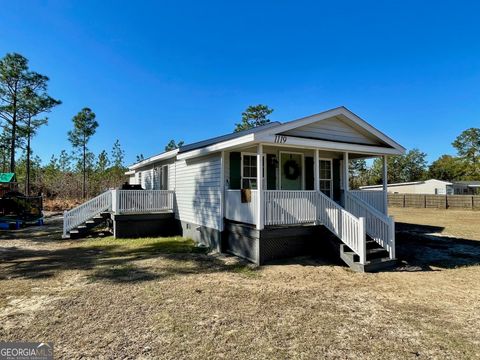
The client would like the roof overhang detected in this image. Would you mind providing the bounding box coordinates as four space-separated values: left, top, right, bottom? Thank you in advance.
178 107 405 160
254 106 405 154
131 106 406 163
253 134 404 155
176 134 256 160
128 149 179 170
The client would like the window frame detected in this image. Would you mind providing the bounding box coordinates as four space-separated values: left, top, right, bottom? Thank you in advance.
154 165 169 190
319 158 333 198
160 165 169 190
241 152 266 189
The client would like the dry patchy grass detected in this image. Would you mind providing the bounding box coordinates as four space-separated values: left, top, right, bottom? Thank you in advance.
0 213 479 359
390 207 480 241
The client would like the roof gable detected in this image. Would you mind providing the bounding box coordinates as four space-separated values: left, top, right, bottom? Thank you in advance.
256 106 405 152
281 115 381 146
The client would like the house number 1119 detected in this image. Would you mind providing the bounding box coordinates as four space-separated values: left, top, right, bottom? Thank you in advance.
274 135 287 144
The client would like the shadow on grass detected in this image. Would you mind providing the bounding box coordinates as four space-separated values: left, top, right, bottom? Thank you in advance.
0 236 257 283
394 222 480 271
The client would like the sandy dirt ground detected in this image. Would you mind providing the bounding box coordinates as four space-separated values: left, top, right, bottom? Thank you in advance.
0 210 479 359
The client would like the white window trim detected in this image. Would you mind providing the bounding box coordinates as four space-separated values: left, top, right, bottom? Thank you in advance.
160 165 169 190
279 151 305 190
153 164 169 190
319 158 333 198
241 152 266 189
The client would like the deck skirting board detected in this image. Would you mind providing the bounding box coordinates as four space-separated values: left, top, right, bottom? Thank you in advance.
223 220 329 265
112 212 177 238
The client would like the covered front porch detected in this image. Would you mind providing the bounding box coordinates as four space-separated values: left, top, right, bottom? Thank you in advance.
224 144 389 227
222 142 394 265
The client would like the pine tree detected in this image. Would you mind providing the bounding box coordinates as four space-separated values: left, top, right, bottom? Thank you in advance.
67 108 98 199
234 104 273 132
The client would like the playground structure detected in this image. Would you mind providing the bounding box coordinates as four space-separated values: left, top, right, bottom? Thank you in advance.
0 173 44 229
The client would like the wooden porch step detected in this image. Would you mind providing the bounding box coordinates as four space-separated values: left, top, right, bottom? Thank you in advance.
340 249 397 273
366 247 390 260
65 212 112 240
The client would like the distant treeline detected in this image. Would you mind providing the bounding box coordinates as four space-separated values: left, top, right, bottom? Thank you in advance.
1 52 478 200
350 126 480 189
11 140 127 199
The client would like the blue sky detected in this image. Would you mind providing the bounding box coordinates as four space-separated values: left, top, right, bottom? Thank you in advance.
1 0 479 166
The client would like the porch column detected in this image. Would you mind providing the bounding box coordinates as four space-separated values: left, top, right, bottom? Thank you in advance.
256 144 264 230
382 155 388 215
343 152 349 191
314 149 319 191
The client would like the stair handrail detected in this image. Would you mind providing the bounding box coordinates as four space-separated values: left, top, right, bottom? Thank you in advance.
316 190 367 265
63 190 113 237
345 190 395 259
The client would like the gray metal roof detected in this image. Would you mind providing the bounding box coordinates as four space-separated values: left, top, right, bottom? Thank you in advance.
453 181 480 186
177 121 281 153
128 121 281 168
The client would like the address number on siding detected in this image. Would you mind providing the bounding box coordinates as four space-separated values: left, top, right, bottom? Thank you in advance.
274 135 287 144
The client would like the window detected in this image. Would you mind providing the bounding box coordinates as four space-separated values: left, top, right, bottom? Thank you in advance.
154 165 169 190
319 159 332 197
241 154 265 189
160 165 168 190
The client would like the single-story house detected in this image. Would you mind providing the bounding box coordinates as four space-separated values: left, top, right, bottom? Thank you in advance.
359 179 454 195
452 181 480 195
64 106 405 272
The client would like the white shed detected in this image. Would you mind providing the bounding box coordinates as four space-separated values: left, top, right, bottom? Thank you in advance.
360 179 453 195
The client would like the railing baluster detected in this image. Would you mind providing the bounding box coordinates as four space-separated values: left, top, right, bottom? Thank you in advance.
345 191 395 259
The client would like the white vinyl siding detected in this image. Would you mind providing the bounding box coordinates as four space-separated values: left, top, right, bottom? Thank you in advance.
174 154 222 230
134 160 176 191
282 116 379 145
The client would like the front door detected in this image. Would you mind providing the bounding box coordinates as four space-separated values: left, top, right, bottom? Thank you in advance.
280 152 303 190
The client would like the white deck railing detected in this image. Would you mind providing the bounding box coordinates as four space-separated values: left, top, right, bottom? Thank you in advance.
263 190 366 264
63 190 113 237
316 191 366 264
349 190 386 215
225 190 258 224
345 191 395 259
264 190 317 225
63 190 175 237
115 190 175 214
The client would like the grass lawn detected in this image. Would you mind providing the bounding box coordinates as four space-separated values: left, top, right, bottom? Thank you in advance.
390 207 480 241
0 212 479 359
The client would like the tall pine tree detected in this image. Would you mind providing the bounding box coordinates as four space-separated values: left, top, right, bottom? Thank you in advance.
68 108 98 199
